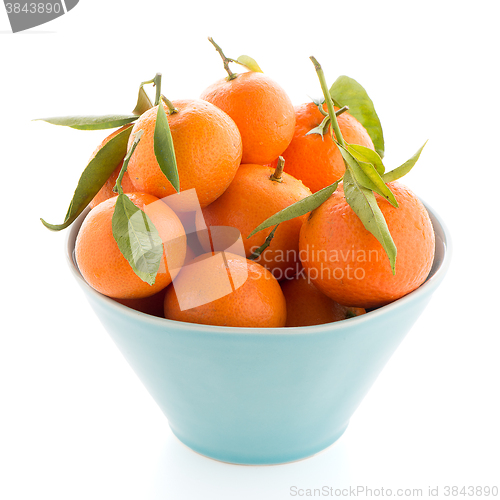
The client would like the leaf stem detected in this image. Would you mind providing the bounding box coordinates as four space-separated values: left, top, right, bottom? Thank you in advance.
310 57 345 148
114 130 143 195
139 74 163 107
208 37 237 80
270 156 285 183
153 73 162 106
139 77 155 86
248 225 279 261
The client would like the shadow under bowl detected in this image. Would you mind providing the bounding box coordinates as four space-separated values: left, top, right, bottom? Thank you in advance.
66 202 451 465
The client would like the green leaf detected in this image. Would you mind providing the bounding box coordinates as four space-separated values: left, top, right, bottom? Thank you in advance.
347 143 385 175
132 86 153 116
35 114 139 130
343 169 397 274
154 103 180 192
236 55 263 73
248 181 339 238
112 194 164 285
383 141 428 183
114 129 143 195
341 145 398 208
41 125 134 231
358 161 398 208
330 75 385 158
248 225 279 260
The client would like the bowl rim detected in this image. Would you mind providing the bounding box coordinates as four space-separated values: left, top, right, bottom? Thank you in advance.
66 198 452 336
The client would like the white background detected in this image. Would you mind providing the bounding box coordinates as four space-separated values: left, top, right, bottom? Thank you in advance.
1 1 499 499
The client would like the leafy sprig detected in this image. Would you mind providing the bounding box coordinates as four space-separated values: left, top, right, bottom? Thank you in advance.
39 74 180 285
112 131 164 285
134 73 180 192
249 57 427 274
208 37 263 80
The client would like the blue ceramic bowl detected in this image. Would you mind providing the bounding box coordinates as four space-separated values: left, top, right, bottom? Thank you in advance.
66 203 451 465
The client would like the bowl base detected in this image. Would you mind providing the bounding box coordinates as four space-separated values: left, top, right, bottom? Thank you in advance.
169 424 349 466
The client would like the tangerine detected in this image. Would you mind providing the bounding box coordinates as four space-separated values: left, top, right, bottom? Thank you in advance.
270 102 374 193
164 252 287 328
281 272 365 327
75 193 186 299
299 181 435 309
126 99 242 208
200 71 295 164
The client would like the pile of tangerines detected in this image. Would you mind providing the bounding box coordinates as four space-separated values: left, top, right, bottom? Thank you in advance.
40 39 435 329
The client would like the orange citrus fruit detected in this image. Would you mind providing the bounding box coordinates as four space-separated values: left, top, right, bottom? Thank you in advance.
126 99 242 208
164 252 287 328
299 181 435 309
196 163 312 279
75 193 186 299
270 102 374 193
281 272 365 327
200 71 295 164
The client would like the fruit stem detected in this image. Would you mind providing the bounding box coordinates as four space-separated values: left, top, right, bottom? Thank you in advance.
161 95 178 115
310 57 345 148
270 156 285 183
113 130 144 194
208 37 237 81
336 105 349 117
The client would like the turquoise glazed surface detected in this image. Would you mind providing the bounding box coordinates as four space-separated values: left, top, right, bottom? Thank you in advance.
66 204 451 465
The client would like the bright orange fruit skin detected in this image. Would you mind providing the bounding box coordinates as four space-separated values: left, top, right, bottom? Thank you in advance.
164 253 287 328
299 181 435 309
281 272 365 327
196 164 312 279
75 193 186 300
126 99 242 208
200 72 295 165
270 103 374 193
